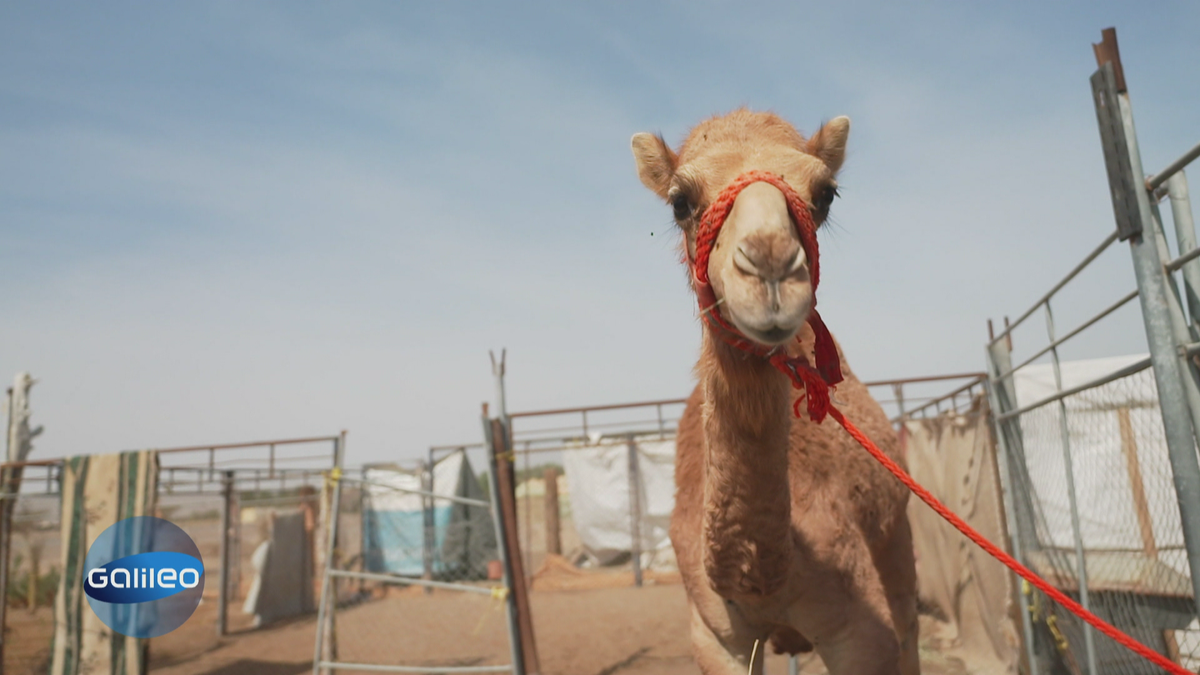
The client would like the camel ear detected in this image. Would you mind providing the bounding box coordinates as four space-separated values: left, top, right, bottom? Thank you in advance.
631 132 677 199
806 116 850 174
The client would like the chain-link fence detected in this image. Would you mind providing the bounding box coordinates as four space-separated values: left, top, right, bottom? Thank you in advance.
1002 364 1198 674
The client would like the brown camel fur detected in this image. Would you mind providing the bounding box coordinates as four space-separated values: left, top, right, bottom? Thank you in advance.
630 109 920 675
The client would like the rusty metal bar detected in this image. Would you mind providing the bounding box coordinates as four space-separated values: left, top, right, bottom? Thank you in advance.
509 397 689 419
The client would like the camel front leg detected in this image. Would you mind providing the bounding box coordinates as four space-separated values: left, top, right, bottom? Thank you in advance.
689 602 768 675
811 601 903 675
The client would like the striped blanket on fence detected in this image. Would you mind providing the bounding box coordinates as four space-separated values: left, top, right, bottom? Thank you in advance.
50 451 158 675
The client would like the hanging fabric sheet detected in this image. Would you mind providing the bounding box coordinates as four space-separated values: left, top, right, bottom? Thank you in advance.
50 451 158 675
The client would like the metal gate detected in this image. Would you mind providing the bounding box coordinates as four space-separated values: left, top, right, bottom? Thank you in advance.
987 27 1200 675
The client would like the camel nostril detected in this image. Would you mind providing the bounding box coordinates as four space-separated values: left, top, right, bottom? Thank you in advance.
734 246 761 277
787 247 808 276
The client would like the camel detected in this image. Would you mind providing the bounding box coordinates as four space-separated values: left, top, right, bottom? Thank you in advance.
630 109 919 675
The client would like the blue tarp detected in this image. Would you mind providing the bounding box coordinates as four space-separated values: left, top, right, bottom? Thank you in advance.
362 450 495 579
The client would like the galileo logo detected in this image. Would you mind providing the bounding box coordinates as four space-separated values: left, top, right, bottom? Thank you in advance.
83 516 205 638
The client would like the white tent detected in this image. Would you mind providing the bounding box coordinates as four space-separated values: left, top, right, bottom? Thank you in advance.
1012 354 1189 583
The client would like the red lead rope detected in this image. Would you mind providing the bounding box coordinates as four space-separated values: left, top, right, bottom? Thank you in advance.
693 171 1190 675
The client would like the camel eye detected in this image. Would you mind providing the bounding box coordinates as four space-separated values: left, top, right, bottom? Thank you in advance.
670 190 695 222
814 184 839 211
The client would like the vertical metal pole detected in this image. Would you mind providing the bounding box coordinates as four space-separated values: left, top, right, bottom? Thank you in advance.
312 433 346 675
544 467 561 556
0 389 15 670
1044 302 1098 674
1146 198 1200 449
484 409 526 675
421 459 435 593
986 338 1042 675
491 349 509 420
1092 55 1200 618
1168 172 1200 329
218 470 234 637
627 436 643 588
523 442 534 584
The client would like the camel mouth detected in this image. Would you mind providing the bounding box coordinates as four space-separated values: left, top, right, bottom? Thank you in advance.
727 313 805 347
739 324 796 343
749 325 797 345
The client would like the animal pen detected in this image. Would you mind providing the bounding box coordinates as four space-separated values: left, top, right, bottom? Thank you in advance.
0 434 352 675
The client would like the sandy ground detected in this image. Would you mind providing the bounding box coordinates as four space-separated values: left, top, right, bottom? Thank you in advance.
4 492 983 675
141 582 976 675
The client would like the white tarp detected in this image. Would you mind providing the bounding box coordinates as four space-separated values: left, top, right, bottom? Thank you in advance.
1012 354 1185 562
560 437 676 568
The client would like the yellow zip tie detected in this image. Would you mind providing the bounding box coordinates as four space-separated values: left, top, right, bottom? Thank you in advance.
495 451 516 463
1046 614 1070 653
1023 580 1041 621
472 586 510 636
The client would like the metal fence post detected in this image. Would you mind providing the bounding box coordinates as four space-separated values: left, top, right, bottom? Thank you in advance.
421 459 436 594
1092 49 1200 618
627 436 643 588
985 340 1042 675
311 432 346 675
218 470 235 637
484 413 528 675
1044 302 1098 674
1167 171 1200 329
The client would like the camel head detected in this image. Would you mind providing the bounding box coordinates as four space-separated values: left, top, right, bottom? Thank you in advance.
631 109 848 347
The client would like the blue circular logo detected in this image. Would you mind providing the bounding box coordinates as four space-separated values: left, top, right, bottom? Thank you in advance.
83 516 205 638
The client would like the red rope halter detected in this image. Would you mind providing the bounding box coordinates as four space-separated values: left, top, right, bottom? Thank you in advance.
690 170 843 422
690 170 1189 675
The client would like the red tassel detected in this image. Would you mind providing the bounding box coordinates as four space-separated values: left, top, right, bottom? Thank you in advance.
807 310 843 386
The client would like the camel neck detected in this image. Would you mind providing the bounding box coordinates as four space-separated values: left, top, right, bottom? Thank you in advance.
698 333 794 598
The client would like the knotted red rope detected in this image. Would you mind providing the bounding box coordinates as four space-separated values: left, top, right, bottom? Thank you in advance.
691 170 1189 675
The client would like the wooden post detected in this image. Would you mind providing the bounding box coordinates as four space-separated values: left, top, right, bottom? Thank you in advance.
491 417 541 675
543 467 561 556
1118 407 1158 556
1118 406 1182 661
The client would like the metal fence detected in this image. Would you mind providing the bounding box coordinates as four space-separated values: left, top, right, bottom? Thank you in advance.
313 425 517 675
0 435 342 675
986 28 1200 675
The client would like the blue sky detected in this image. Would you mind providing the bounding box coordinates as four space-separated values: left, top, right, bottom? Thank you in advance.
2 2 1198 466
